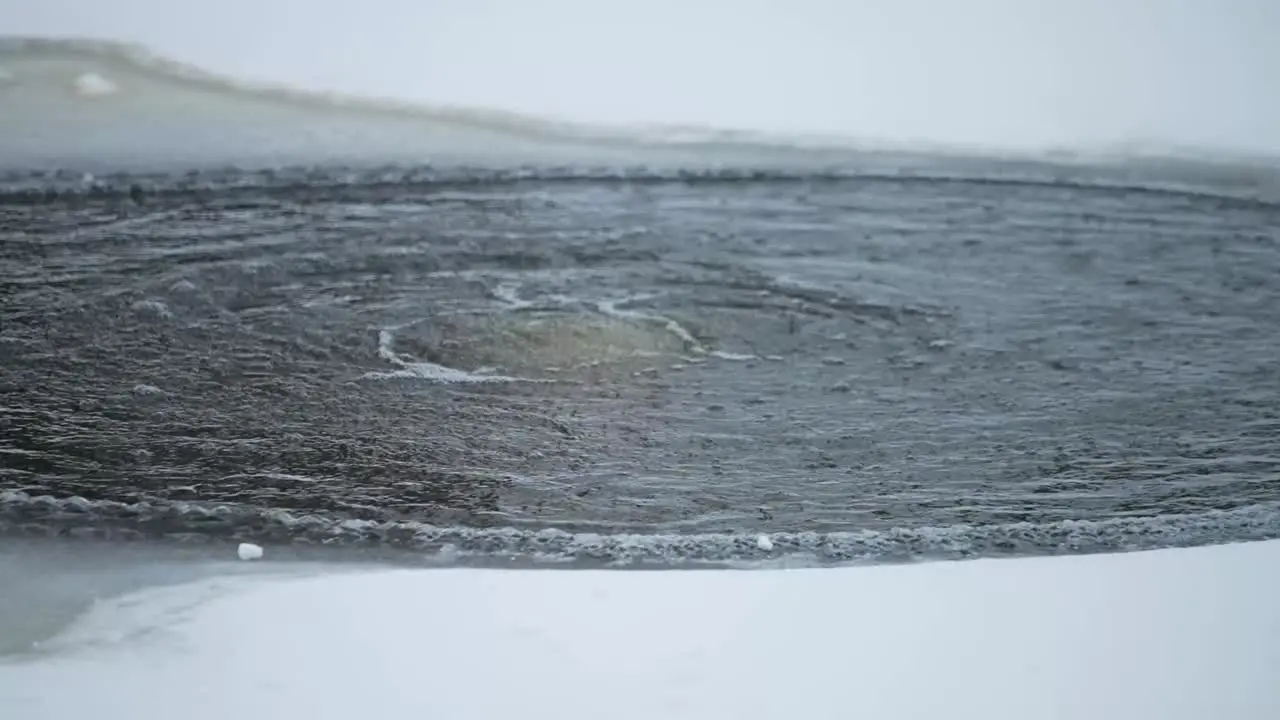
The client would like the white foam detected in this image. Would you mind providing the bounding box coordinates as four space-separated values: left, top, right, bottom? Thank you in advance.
2 540 1277 719
71 72 118 97
363 363 522 383
7 489 1279 563
374 328 402 364
365 326 527 384
491 283 535 310
596 297 704 352
710 350 757 361
755 533 774 551
129 299 172 319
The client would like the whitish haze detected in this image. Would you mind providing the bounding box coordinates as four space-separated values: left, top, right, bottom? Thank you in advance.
1 0 1277 153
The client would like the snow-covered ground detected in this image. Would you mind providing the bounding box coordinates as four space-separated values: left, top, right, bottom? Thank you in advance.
2 540 1277 719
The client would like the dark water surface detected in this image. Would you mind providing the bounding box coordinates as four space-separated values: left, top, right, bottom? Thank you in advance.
2 38 1279 565
3 168 1278 564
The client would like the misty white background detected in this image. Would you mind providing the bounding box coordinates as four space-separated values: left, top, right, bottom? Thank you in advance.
2 0 1277 153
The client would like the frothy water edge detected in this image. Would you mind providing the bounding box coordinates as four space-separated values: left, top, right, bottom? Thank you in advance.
5 491 1279 567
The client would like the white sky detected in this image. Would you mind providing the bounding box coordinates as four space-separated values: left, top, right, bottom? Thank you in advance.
2 0 1277 153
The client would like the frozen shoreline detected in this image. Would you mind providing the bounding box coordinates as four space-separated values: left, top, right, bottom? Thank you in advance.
2 539 1277 719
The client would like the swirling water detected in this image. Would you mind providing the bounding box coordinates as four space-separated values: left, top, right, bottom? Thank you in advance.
2 38 1279 566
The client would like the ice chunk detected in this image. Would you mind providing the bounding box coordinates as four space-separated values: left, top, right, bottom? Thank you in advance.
756 534 774 551
237 543 264 561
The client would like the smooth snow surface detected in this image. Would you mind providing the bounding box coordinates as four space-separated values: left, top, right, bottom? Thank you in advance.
2 541 1278 719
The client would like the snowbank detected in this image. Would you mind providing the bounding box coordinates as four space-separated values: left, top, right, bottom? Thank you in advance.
2 540 1278 719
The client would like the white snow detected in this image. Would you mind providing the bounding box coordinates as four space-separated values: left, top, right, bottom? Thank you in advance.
2 540 1278 719
71 72 118 97
236 542 263 561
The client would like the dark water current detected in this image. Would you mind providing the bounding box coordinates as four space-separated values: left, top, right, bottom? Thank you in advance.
3 164 1278 565
1 37 1279 565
